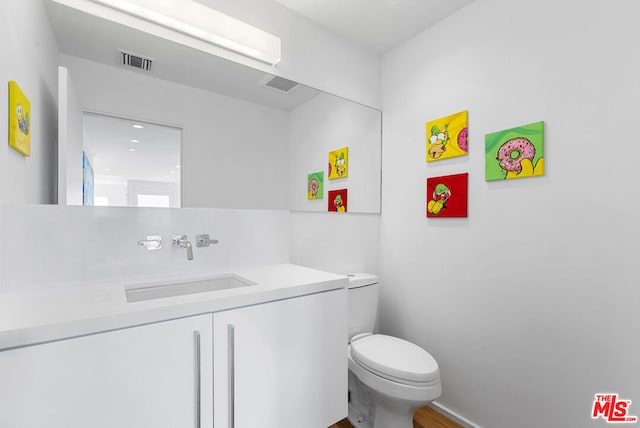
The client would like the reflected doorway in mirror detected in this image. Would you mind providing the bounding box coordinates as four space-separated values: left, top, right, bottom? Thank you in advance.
79 112 182 208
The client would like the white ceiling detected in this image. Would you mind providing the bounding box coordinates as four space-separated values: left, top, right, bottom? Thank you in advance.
273 0 476 53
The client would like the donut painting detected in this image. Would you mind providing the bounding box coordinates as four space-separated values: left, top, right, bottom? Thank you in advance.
328 147 349 179
426 110 468 162
426 173 468 218
307 171 324 200
485 121 545 181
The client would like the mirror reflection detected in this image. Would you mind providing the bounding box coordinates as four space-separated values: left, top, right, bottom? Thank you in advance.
83 113 181 208
47 0 382 213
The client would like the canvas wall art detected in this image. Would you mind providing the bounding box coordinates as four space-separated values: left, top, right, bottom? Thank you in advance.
328 147 348 179
307 171 324 200
8 81 31 156
328 189 348 212
426 173 468 218
426 110 468 162
82 151 94 206
485 121 544 181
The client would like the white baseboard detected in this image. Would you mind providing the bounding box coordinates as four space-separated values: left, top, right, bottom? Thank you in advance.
429 401 483 428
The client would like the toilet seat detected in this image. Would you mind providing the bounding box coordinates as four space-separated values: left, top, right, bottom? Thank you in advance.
350 334 439 385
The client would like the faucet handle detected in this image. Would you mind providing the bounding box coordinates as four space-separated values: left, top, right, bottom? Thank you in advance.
196 234 219 247
138 235 162 250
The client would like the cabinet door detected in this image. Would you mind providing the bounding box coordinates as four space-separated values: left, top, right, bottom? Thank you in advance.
213 289 347 428
0 314 213 428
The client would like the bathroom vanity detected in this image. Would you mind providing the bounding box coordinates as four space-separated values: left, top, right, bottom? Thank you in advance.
0 264 348 428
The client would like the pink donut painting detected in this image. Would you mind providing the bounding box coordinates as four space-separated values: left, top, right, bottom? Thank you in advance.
457 127 468 152
497 138 535 172
485 121 544 181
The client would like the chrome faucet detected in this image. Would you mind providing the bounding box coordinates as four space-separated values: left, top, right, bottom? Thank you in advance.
172 235 193 260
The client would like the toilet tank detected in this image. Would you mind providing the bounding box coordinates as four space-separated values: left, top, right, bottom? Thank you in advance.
347 273 380 341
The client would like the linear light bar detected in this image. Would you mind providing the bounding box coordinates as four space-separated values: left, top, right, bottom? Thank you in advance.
89 0 282 65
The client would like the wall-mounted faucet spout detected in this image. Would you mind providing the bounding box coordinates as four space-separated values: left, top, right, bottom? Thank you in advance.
173 235 194 260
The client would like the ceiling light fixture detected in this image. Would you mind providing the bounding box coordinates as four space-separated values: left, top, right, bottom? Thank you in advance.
88 0 282 65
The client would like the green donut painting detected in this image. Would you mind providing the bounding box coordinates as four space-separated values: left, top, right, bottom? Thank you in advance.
485 121 544 181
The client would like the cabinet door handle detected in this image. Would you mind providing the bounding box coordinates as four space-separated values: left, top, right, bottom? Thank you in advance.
194 330 201 428
228 324 235 428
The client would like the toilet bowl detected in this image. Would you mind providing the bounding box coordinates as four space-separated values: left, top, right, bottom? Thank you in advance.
346 274 442 428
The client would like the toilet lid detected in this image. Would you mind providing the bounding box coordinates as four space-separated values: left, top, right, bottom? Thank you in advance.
350 334 439 383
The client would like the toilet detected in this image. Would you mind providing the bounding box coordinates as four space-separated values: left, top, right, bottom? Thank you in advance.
346 273 441 428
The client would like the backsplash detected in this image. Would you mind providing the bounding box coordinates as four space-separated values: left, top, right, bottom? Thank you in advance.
0 205 290 292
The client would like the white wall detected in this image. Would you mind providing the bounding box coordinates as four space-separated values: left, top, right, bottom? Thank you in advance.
289 93 382 213
0 204 290 292
380 0 640 427
289 212 380 275
60 54 289 210
0 0 59 204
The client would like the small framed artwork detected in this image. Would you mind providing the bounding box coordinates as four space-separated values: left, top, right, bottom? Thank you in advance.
426 110 468 162
8 81 31 156
426 173 468 218
485 121 544 181
307 171 324 200
328 189 348 212
328 147 348 179
82 151 94 206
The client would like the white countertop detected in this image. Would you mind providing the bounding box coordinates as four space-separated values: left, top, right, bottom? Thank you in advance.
0 264 347 351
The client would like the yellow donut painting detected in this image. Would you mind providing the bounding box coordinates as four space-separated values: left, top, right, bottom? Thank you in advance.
328 147 348 179
426 110 468 162
8 81 31 157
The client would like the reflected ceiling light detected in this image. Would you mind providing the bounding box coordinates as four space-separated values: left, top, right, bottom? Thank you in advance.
128 148 137 152
89 0 282 65
132 124 144 129
130 139 140 143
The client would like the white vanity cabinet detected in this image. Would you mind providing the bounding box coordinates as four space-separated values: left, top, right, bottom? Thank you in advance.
212 288 348 428
0 314 213 428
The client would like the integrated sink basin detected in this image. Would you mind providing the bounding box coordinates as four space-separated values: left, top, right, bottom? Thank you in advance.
125 274 256 303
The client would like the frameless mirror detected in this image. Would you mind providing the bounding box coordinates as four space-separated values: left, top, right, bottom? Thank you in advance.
47 0 382 213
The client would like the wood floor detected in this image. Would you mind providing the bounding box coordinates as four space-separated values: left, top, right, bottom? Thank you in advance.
329 405 463 428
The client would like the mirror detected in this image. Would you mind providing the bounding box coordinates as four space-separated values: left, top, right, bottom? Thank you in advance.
47 0 382 213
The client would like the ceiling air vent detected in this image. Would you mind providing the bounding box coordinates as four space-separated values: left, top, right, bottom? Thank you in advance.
259 75 300 93
117 49 154 73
